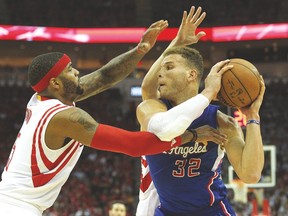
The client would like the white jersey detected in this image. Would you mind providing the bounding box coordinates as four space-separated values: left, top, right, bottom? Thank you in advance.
136 156 159 216
0 94 84 214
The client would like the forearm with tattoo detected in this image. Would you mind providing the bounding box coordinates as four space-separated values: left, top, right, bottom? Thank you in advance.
76 47 144 101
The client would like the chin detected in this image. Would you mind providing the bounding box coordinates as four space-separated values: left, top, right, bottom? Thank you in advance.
76 86 84 95
159 93 169 100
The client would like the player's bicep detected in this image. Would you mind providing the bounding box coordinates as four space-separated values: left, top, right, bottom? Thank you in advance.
136 99 167 131
47 107 98 146
141 85 160 101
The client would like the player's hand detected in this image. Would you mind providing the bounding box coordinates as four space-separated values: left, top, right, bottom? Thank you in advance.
202 59 233 101
194 125 227 148
137 20 168 54
174 6 206 46
240 75 265 116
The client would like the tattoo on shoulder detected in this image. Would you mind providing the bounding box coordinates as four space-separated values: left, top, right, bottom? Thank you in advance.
69 110 96 131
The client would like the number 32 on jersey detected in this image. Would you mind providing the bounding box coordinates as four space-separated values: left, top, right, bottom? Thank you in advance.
172 158 201 177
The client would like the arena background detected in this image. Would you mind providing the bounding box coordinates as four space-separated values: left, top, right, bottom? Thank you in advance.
0 0 287 215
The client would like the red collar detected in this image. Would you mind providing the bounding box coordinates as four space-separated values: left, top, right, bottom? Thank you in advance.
36 95 52 101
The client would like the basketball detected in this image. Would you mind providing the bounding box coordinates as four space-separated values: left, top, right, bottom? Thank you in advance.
217 58 261 108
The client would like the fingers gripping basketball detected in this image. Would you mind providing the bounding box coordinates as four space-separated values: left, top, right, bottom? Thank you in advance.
217 58 261 108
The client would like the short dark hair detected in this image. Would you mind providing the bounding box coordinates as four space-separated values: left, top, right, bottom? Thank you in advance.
108 200 126 210
28 52 65 87
163 46 204 82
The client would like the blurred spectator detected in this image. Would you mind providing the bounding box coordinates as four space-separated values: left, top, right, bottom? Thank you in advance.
108 200 126 216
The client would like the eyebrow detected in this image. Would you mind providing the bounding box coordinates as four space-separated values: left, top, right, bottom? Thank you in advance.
161 60 174 67
67 63 73 69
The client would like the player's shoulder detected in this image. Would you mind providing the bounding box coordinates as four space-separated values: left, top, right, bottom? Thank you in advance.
51 106 84 120
137 99 167 112
216 110 240 132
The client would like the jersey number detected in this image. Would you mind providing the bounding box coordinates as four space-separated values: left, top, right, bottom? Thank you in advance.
5 144 16 171
5 133 21 171
172 158 201 177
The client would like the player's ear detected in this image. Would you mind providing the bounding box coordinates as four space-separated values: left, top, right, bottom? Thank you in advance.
49 78 60 90
188 69 197 81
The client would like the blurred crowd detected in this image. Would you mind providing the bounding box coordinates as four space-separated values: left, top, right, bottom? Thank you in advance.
0 65 287 215
151 0 287 27
0 0 287 27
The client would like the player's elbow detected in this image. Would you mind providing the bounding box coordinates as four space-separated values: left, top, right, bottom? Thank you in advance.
153 130 174 142
148 115 188 142
150 128 183 142
241 173 261 184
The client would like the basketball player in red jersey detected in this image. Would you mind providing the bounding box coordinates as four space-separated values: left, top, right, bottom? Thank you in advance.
0 19 225 215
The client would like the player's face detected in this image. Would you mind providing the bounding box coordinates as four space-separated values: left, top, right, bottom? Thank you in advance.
58 63 84 97
109 203 126 216
158 54 191 101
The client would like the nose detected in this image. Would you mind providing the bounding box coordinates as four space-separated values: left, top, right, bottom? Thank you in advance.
74 68 80 76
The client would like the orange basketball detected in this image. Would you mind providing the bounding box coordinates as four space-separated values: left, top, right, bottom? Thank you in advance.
217 58 261 108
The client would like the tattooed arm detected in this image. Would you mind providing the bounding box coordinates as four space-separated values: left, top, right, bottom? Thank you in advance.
45 107 182 156
45 107 97 150
75 20 168 102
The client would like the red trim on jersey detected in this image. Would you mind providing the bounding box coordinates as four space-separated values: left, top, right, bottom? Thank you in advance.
141 157 148 167
140 157 153 192
5 144 16 171
220 201 232 216
36 95 52 101
31 103 81 187
32 142 80 187
39 142 75 170
207 159 223 206
140 172 153 193
207 172 218 206
31 104 63 176
35 105 74 170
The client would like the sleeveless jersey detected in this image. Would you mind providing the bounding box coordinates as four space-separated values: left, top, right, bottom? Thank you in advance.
137 101 235 215
0 94 84 213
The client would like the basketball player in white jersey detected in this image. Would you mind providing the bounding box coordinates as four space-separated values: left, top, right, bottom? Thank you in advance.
0 20 175 216
0 19 225 215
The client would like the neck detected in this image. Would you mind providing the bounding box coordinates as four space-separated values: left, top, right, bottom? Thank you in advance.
170 89 199 106
58 97 74 106
38 92 74 106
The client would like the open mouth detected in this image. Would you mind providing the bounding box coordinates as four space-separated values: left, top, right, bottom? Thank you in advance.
158 84 165 92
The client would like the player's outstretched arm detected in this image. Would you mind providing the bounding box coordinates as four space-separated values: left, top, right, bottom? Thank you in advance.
75 20 168 102
45 107 181 157
141 6 206 100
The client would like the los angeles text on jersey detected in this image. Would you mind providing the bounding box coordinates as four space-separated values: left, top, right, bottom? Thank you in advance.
163 142 207 158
